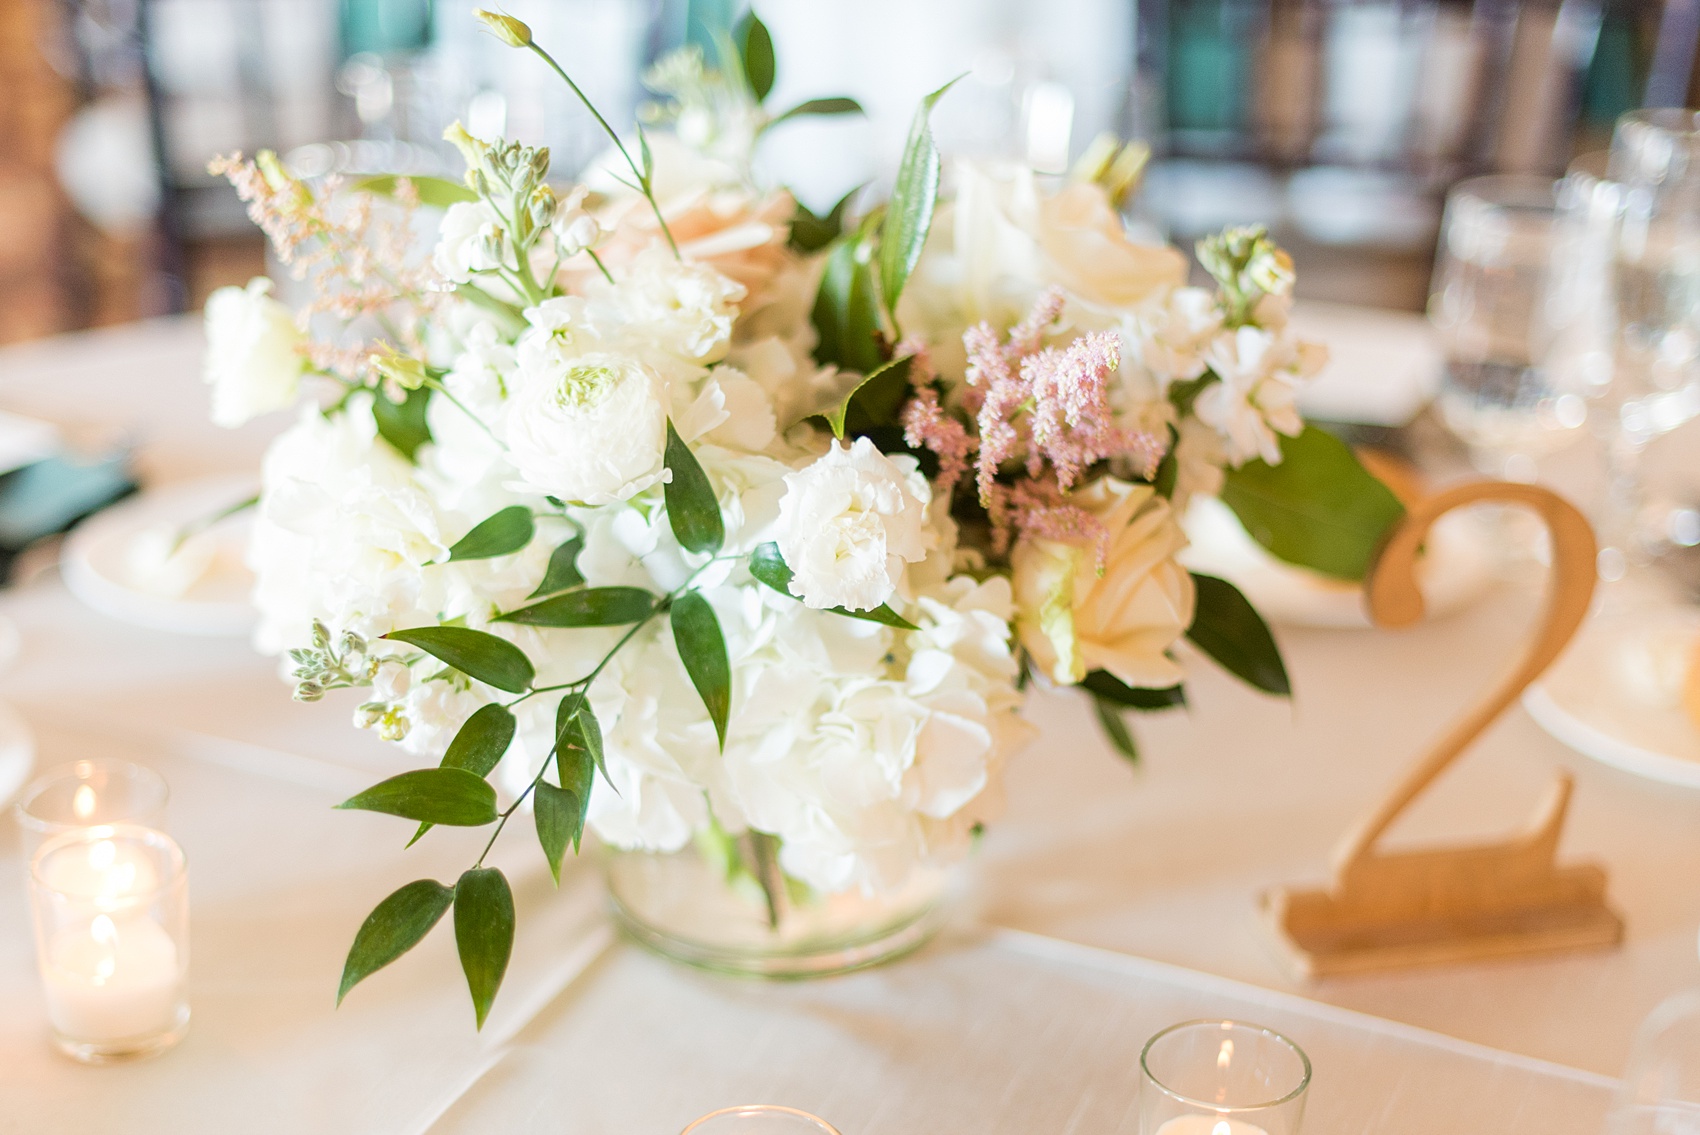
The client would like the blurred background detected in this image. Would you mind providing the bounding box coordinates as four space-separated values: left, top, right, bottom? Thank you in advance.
0 0 1693 343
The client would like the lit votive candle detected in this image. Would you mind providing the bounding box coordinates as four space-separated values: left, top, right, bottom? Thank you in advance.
1140 1020 1311 1135
29 824 189 1063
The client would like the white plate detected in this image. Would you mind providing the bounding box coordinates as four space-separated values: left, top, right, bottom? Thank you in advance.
62 474 257 637
1526 608 1700 790
0 700 35 808
1179 495 1498 629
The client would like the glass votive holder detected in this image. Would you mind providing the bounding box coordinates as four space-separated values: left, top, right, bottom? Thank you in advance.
680 1106 843 1135
1140 1020 1311 1135
28 823 190 1063
16 758 170 858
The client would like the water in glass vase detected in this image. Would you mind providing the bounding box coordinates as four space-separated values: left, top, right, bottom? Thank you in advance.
604 834 955 978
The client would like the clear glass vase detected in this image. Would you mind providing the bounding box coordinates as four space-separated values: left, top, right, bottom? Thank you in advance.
604 837 955 979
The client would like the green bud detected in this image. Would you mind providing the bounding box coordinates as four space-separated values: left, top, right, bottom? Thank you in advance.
443 120 490 174
311 620 332 650
294 681 325 703
529 185 557 231
367 343 428 392
474 8 532 47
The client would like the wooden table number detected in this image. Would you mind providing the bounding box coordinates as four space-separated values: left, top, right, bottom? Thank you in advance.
1263 481 1626 978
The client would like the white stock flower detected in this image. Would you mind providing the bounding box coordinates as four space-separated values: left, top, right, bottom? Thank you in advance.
202 277 305 427
1012 478 1194 688
503 349 668 505
1194 324 1325 466
775 438 933 612
432 201 506 282
1128 285 1222 390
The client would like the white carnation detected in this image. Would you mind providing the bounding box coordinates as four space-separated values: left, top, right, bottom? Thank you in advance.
775 438 933 612
503 350 668 505
202 277 304 427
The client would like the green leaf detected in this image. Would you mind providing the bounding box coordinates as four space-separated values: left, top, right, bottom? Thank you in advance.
670 592 732 749
810 223 884 373
382 626 534 693
337 768 498 825
663 420 724 554
569 699 608 785
442 703 517 777
337 879 455 1005
821 354 913 439
737 11 775 101
1186 573 1291 696
372 385 432 462
1092 696 1139 763
789 185 860 253
353 174 477 208
771 96 864 126
534 780 579 884
1219 425 1405 581
1079 669 1187 711
497 587 656 628
447 506 534 562
556 728 595 843
529 537 585 598
409 703 518 846
453 867 514 1030
747 543 919 630
878 77 961 325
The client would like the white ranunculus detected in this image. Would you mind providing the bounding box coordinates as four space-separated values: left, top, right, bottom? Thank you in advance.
1194 324 1326 466
775 438 933 612
432 201 506 282
596 247 745 366
1012 478 1195 688
503 350 668 505
202 277 305 427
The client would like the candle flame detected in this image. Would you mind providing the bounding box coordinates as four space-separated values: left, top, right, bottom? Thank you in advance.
91 914 117 945
1217 1038 1234 1070
89 914 119 984
72 784 97 820
1212 1123 1231 1135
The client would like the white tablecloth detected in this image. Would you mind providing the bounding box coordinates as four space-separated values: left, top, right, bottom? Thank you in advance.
2 315 1699 1132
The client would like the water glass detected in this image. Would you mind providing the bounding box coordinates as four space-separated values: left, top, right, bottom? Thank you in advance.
1140 1020 1311 1135
1605 989 1700 1135
1429 174 1586 480
680 1107 843 1135
29 823 190 1062
15 759 170 859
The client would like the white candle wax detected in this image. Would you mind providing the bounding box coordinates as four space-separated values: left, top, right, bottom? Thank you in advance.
1154 1116 1269 1135
38 835 160 901
43 914 183 1043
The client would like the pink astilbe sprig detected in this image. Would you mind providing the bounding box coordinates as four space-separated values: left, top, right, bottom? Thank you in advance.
901 387 975 497
209 152 442 378
963 286 1165 508
985 478 1108 562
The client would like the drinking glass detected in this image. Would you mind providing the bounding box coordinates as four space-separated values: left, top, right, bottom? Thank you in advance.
29 824 190 1062
680 1106 843 1135
16 759 169 859
1594 109 1700 578
1604 989 1700 1135
1428 175 1587 481
1140 1020 1311 1135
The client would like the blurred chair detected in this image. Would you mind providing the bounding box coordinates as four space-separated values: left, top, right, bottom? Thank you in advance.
1134 0 1683 308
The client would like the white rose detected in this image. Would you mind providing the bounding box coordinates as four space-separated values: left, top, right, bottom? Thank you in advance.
1012 478 1195 688
775 438 932 612
503 350 667 505
202 277 304 427
432 201 505 282
1195 325 1326 466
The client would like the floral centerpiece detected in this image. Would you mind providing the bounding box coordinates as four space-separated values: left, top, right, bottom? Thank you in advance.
204 10 1402 1020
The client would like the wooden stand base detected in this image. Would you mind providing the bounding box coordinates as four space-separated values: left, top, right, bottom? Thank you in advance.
1264 482 1625 978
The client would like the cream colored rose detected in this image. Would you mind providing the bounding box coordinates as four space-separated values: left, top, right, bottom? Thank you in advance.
920 161 1187 330
1013 478 1195 688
